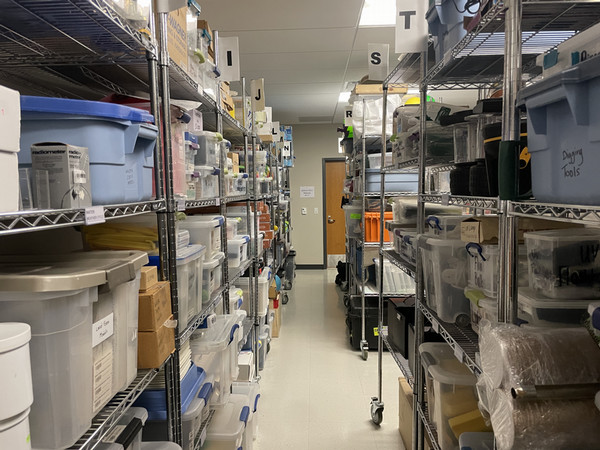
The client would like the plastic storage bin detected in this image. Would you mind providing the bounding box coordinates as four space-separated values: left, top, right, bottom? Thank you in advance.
227 235 250 268
347 296 387 350
524 229 600 298
202 252 224 304
0 323 33 422
177 245 206 329
0 408 30 450
374 257 416 294
238 269 271 317
364 211 393 242
19 96 158 205
343 204 362 239
203 394 249 450
425 215 469 239
466 243 529 297
367 152 393 169
231 381 260 446
387 300 415 358
195 131 220 167
194 166 219 199
419 235 471 326
180 215 224 258
364 169 418 193
427 0 474 64
190 315 240 408
103 407 148 450
517 56 600 204
226 216 241 239
420 342 486 450
465 288 498 335
459 432 495 450
518 288 592 326
141 443 182 450
394 228 418 265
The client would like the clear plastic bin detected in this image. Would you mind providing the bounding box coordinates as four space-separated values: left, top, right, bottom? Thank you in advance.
231 381 260 448
223 174 235 197
227 235 250 268
202 252 224 304
228 288 243 312
190 315 240 408
367 152 393 169
465 288 498 335
227 217 241 239
103 407 147 450
364 169 418 193
194 166 219 200
177 245 206 329
425 215 469 239
233 174 248 194
180 215 224 259
237 269 271 318
394 228 417 265
227 211 255 236
525 229 600 298
466 243 528 297
195 131 220 167
374 257 416 295
419 343 483 450
203 394 249 450
419 235 470 326
518 288 592 326
343 204 362 239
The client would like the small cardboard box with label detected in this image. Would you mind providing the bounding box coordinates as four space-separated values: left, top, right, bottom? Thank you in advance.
139 266 158 292
138 315 175 369
138 281 172 332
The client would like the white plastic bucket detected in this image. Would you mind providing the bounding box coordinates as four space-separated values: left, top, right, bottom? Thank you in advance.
0 323 33 422
0 408 31 450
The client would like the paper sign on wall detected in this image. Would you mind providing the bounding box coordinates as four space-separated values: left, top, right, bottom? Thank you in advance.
395 0 428 53
300 186 315 198
368 43 389 82
251 78 265 111
218 36 240 82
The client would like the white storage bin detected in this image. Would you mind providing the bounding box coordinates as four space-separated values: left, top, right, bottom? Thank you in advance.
202 252 224 304
227 217 241 239
204 394 249 450
367 152 393 169
343 203 362 239
525 229 600 298
0 323 33 422
425 215 469 239
194 166 219 200
103 407 148 450
238 269 270 318
394 228 417 265
419 235 470 326
0 408 30 450
223 173 235 197
419 343 481 450
227 235 250 268
0 151 18 213
374 257 416 295
231 381 260 445
258 328 269 371
190 315 240 408
229 287 243 312
177 245 206 329
195 131 220 167
518 288 592 327
465 288 498 335
180 215 224 258
233 174 248 194
466 244 528 298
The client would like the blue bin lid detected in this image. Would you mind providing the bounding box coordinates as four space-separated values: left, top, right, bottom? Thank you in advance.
20 96 155 124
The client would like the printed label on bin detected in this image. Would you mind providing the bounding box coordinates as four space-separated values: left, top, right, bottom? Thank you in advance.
93 313 114 347
85 206 106 225
350 213 362 219
73 168 87 184
177 199 187 211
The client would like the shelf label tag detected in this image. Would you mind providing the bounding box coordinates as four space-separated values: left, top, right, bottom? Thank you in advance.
177 199 186 211
441 193 450 206
218 36 240 82
432 320 439 333
454 346 464 363
85 206 106 225
215 198 221 206
395 0 428 53
251 78 265 111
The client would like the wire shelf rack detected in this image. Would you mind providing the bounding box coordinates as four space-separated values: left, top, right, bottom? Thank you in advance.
421 194 499 212
381 333 414 389
229 258 253 285
382 249 417 280
193 410 215 450
510 201 600 224
185 198 218 209
179 285 226 345
417 402 441 450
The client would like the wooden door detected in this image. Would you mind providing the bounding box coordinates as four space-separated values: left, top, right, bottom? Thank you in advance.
325 160 346 256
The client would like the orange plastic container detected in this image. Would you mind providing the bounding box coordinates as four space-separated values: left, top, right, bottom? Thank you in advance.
364 211 393 242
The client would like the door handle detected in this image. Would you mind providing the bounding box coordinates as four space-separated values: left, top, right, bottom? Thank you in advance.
328 216 335 224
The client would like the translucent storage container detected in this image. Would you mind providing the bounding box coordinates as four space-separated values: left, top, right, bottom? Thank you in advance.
233 173 248 194
367 152 393 169
19 96 158 205
141 443 183 450
419 343 483 450
103 407 148 450
223 174 235 197
231 381 260 446
204 394 250 450
195 131 220 167
374 257 416 295
227 217 241 239
0 251 147 449
465 288 498 335
394 228 417 265
194 166 219 200
425 215 469 239
518 288 592 326
258 327 269 371
228 288 243 312
227 211 255 236
0 408 30 450
466 243 529 297
202 252 224 304
365 169 418 193
459 432 495 450
190 315 240 408
419 235 470 326
238 269 271 317
177 245 206 329
524 229 600 298
180 215 224 259
343 203 362 239
227 235 250 268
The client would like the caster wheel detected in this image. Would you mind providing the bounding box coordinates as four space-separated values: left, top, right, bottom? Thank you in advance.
361 348 369 361
370 400 384 425
282 292 289 305
456 314 470 328
343 294 350 308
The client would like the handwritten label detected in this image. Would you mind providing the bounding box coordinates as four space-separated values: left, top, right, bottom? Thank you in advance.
177 199 186 211
561 148 584 178
92 313 114 347
85 206 105 225
454 346 464 363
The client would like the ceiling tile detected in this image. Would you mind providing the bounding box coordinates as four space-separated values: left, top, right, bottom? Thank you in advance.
240 51 351 71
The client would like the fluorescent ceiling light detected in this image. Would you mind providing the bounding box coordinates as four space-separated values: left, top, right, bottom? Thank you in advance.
338 91 351 102
360 0 396 27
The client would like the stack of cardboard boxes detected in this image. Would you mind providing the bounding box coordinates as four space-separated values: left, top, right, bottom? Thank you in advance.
137 266 176 368
268 279 282 338
220 82 235 118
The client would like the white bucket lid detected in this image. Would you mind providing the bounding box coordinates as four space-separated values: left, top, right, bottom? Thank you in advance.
0 407 30 432
176 244 206 265
0 322 31 353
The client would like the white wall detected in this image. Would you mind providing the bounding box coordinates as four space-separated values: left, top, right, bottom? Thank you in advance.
289 124 342 266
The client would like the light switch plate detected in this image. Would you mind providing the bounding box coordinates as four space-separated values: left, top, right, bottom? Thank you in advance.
313 208 318 214
301 207 307 215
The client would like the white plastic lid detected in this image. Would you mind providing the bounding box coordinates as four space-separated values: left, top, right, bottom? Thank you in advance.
176 244 206 265
207 394 249 441
229 288 243 302
204 252 225 269
0 408 30 432
523 228 600 242
228 235 250 245
181 215 224 228
190 315 239 353
0 322 31 353
519 288 592 310
419 342 476 386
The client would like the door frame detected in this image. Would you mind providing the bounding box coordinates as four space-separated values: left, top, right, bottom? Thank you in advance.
322 157 347 268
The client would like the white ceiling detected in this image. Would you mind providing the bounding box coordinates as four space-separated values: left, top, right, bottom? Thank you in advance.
198 0 400 125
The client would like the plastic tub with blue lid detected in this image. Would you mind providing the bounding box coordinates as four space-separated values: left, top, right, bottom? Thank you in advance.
204 394 250 450
19 96 158 205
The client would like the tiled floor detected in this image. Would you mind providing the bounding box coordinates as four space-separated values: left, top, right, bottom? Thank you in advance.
256 269 406 450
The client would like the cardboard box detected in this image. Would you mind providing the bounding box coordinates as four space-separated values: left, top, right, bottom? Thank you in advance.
31 143 92 209
138 281 172 332
353 84 407 95
398 377 432 450
269 279 278 299
197 19 213 52
138 315 175 369
461 216 582 244
271 302 281 338
166 7 188 72
139 266 158 291
227 152 239 166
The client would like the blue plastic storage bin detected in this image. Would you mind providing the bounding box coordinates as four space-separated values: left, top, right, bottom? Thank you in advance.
365 169 418 193
427 1 473 64
518 56 600 205
19 96 158 205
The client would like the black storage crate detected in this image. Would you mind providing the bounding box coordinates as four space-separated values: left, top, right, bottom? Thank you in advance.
346 296 388 350
387 299 415 358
